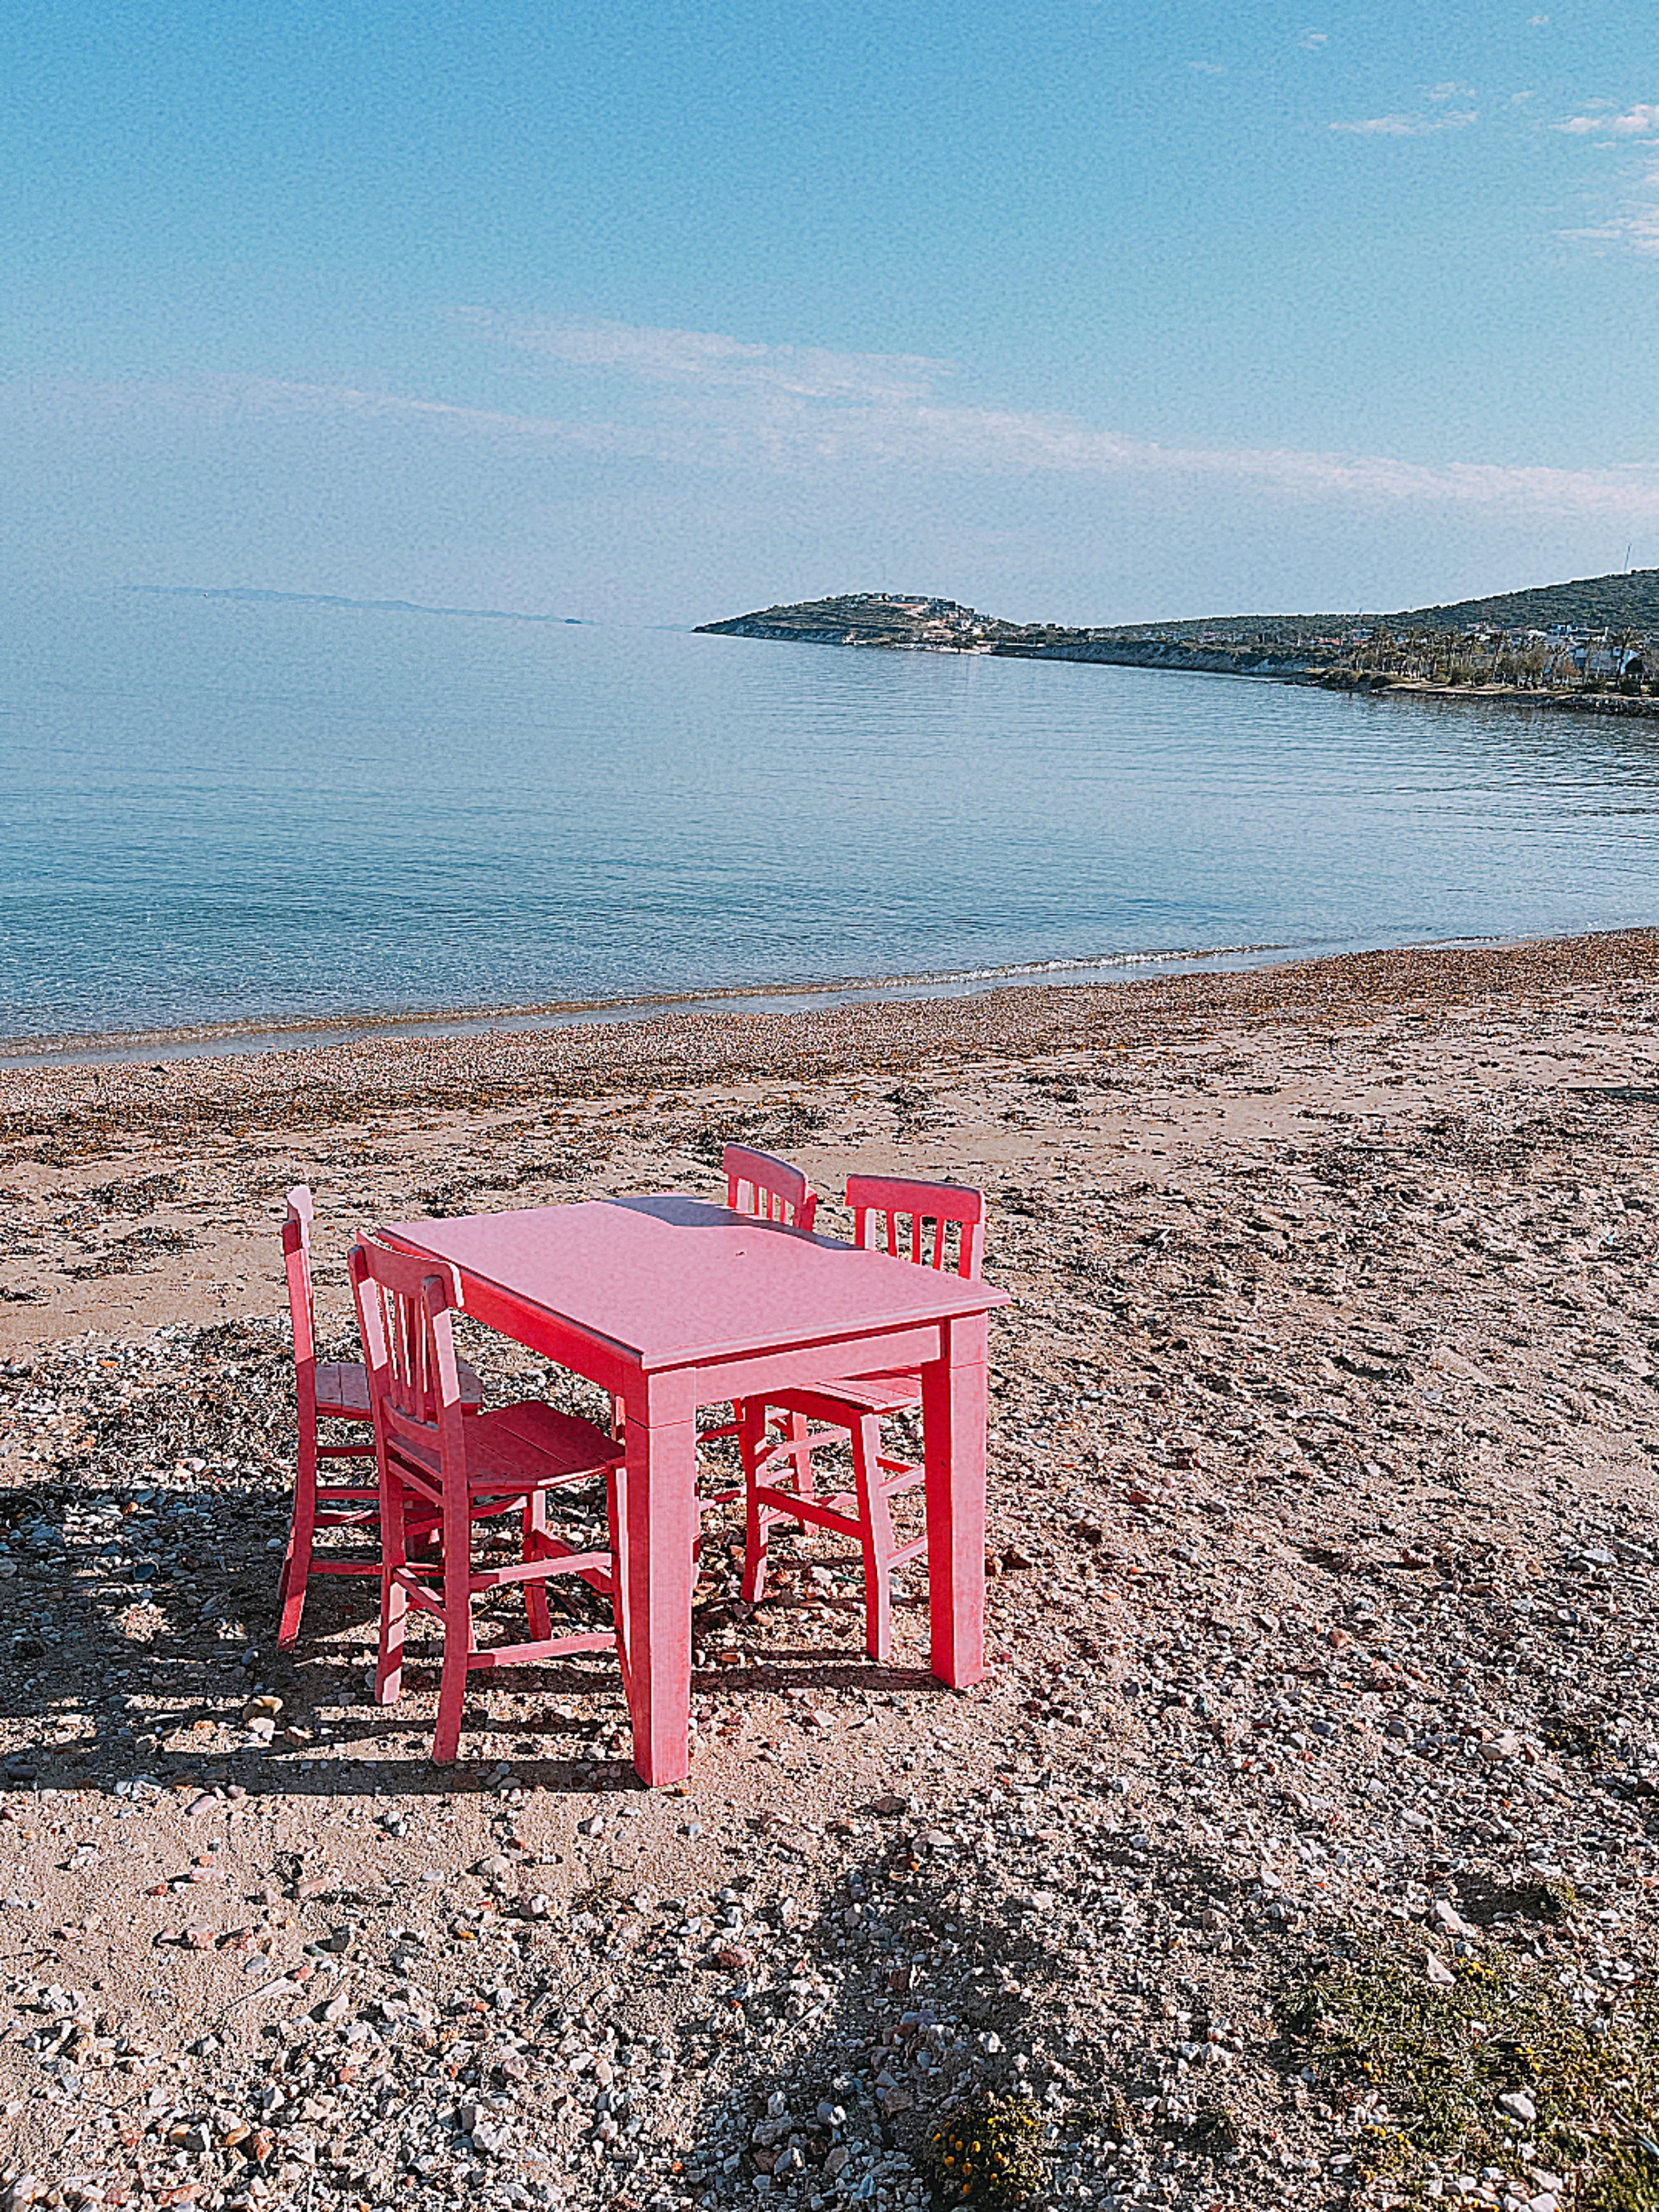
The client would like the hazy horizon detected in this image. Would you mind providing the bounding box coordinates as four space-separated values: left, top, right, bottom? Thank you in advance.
4 2 1658 627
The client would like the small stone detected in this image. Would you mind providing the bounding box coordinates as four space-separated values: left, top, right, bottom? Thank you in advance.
1498 2092 1537 2125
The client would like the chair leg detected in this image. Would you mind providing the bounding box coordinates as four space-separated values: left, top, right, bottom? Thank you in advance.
741 1400 772 1603
523 1492 553 1642
432 1491 473 1764
375 1471 408 1706
278 1414 319 1649
853 1413 895 1664
783 1411 810 1502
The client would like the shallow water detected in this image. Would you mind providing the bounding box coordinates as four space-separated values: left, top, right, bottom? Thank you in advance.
3 583 1657 1045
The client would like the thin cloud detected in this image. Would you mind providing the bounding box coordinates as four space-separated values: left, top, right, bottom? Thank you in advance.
1330 109 1477 136
432 315 1659 518
1560 168 1659 253
20 351 1659 523
1189 60 1225 75
450 311 946 408
1558 102 1659 136
1299 30 1328 48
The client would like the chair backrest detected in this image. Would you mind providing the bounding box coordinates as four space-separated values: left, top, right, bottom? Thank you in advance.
846 1174 985 1280
347 1239 469 1496
282 1186 318 1376
724 1144 817 1232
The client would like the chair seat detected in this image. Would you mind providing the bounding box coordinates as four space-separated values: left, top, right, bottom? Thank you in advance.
770 1366 922 1420
466 1398 623 1490
317 1357 482 1421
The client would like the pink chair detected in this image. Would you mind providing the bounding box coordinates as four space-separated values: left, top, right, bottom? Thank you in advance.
739 1176 986 1662
349 1239 625 1764
694 1147 820 1485
724 1144 817 1233
276 1187 480 1649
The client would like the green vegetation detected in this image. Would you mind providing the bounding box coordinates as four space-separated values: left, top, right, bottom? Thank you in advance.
922 2095 1047 2208
1277 1939 1659 2202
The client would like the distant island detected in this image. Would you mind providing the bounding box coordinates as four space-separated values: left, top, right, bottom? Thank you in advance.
127 585 588 624
696 572 1659 712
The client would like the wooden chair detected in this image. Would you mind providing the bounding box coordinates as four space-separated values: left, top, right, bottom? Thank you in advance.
723 1143 817 1233
349 1238 625 1763
695 1146 820 1489
276 1187 480 1649
738 1176 986 1662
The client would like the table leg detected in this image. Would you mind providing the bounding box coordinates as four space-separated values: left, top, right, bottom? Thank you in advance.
616 1373 699 1787
921 1310 988 1688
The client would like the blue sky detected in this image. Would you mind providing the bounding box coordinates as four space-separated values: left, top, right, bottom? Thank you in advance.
3 0 1658 623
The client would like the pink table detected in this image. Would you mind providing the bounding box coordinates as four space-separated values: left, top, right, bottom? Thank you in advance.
380 1195 1008 1786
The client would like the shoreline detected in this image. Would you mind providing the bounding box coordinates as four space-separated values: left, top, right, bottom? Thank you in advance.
0 924 1621 1074
0 940 1303 1071
3 924 1658 1146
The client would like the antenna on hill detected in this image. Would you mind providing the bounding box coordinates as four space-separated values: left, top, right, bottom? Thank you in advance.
1626 543 1633 573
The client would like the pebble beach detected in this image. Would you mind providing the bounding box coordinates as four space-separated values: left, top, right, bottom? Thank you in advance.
3 928 1659 2212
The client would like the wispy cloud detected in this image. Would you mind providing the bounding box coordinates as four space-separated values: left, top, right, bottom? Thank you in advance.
19 338 1659 523
1299 30 1328 48
1558 101 1659 136
1330 108 1477 136
1560 168 1659 253
449 312 945 407
1189 59 1225 75
427 315 1659 519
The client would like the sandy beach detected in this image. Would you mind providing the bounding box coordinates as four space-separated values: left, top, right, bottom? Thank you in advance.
3 927 1659 2212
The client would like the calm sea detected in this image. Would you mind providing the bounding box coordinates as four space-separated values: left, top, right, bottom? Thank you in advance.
3 583 1657 1053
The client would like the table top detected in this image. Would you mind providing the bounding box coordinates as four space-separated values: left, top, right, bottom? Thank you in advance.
380 1195 1008 1372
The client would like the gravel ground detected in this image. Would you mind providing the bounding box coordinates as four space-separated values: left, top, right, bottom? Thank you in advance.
3 934 1659 2212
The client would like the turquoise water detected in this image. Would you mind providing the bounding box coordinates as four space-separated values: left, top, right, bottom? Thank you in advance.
3 582 1657 1046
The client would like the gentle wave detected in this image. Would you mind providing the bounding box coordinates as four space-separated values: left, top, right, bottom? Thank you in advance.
0 929 1542 1069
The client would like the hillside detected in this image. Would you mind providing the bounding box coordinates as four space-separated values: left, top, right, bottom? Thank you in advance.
697 568 1659 656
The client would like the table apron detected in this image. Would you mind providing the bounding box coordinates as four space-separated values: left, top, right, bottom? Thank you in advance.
449 1275 942 1407
453 1275 637 1395
674 1325 941 1406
